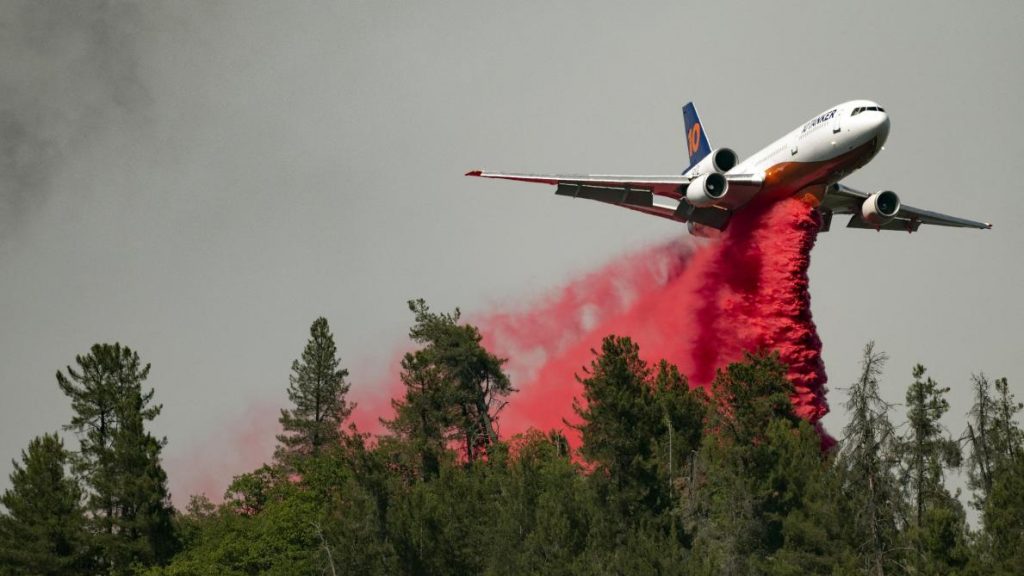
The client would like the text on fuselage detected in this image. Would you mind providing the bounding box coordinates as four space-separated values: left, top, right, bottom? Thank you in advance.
802 109 837 133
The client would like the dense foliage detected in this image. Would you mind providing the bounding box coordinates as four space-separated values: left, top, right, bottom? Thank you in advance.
1 309 1021 575
0 434 90 574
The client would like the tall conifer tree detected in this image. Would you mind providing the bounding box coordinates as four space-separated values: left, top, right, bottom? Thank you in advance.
966 374 1022 506
573 336 704 526
686 353 848 573
384 300 512 474
895 364 967 573
965 374 1024 572
277 317 353 463
835 342 902 576
56 343 176 574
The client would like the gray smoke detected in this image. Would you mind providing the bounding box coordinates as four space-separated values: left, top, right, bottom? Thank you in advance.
0 0 148 234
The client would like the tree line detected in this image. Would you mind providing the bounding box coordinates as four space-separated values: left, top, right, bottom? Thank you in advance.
1 300 1021 575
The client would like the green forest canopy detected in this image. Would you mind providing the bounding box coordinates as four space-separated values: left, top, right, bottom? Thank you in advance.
1 303 1021 575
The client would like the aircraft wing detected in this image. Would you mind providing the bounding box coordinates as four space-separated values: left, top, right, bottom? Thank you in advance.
822 184 992 232
465 170 753 230
466 170 691 199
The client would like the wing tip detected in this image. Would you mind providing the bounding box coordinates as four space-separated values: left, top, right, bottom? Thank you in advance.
465 170 483 177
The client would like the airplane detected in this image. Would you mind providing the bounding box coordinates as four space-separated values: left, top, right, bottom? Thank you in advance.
466 101 991 236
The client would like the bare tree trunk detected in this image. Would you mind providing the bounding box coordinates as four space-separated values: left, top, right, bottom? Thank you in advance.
868 472 885 576
311 521 338 576
476 397 497 447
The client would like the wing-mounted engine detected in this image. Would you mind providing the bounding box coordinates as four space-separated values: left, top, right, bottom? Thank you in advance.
861 190 901 226
684 147 738 178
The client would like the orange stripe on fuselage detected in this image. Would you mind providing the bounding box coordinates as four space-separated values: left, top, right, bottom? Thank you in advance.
756 138 878 204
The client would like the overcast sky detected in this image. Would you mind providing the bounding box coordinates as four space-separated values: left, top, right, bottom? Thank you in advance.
1 0 1021 503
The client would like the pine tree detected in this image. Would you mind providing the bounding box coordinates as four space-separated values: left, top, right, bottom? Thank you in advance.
965 374 999 508
981 456 1024 574
899 365 960 525
965 375 1022 507
56 343 176 574
573 336 654 489
572 336 704 527
992 377 1024 462
381 352 450 480
686 353 843 574
0 433 92 575
277 317 353 463
896 364 967 574
834 342 902 576
965 374 1024 573
383 300 512 473
103 391 178 570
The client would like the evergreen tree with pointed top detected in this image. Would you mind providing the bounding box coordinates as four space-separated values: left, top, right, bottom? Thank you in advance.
104 390 178 571
965 373 999 509
834 342 902 576
56 343 176 574
0 433 92 575
966 375 1023 508
572 336 704 529
965 374 1024 573
277 317 353 464
896 364 968 574
686 352 851 574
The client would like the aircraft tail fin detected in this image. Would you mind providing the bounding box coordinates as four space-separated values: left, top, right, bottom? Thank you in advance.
682 102 712 173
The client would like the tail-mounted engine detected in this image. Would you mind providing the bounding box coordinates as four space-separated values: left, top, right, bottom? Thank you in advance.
684 147 737 207
861 190 901 226
685 147 738 178
686 172 728 207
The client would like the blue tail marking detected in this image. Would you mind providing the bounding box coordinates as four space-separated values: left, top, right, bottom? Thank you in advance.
682 102 712 173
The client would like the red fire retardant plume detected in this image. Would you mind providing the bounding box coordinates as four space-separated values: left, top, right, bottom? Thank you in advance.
476 197 829 441
171 197 829 504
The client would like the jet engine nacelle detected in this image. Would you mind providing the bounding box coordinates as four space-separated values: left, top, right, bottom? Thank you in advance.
686 147 738 177
687 221 722 238
861 190 901 226
686 172 729 207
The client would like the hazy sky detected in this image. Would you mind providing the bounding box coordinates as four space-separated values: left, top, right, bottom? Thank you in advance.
1 0 1021 503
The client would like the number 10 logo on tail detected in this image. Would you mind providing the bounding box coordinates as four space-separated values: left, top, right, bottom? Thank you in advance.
688 123 702 156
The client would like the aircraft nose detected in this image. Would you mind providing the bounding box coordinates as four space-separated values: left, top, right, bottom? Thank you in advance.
865 111 890 147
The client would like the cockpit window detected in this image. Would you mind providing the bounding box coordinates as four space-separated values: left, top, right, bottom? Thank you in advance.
852 106 885 116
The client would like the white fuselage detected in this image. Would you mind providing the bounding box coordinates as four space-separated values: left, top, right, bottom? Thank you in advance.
721 100 891 206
